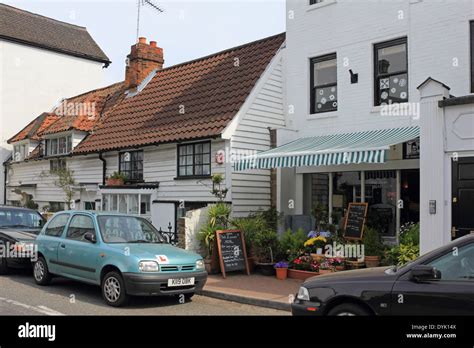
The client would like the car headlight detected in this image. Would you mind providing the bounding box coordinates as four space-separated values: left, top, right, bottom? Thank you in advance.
138 261 160 272
297 286 310 301
196 259 205 270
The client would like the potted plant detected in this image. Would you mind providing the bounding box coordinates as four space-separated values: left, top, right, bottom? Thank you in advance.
253 229 279 276
330 257 345 271
274 261 289 280
106 172 127 186
318 259 334 275
288 255 320 280
363 227 383 268
304 235 327 261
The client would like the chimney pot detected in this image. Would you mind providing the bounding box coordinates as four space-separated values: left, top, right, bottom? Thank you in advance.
125 38 164 90
150 41 157 47
138 37 147 44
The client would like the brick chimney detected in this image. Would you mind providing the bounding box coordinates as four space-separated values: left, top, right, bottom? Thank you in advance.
125 37 164 90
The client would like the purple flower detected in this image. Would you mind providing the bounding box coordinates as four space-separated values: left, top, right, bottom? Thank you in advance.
274 261 289 268
307 231 318 238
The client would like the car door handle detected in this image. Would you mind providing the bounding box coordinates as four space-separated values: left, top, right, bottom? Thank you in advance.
60 243 66 248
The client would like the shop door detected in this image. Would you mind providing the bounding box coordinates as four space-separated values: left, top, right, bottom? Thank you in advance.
452 157 474 239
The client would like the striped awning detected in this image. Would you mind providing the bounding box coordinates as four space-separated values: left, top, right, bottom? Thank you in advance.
234 126 419 171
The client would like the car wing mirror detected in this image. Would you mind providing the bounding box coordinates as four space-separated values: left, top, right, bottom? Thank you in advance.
84 232 97 244
410 265 440 281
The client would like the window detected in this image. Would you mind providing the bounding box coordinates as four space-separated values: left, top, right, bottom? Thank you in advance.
48 202 65 213
374 37 408 106
66 215 95 241
310 53 337 114
101 193 151 216
119 151 143 182
178 141 211 177
13 144 28 161
98 215 165 244
84 202 96 211
310 0 324 4
50 158 66 172
470 21 474 93
428 242 474 281
46 135 72 156
45 214 69 237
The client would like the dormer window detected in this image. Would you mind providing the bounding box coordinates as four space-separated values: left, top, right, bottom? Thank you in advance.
45 135 72 156
13 143 28 162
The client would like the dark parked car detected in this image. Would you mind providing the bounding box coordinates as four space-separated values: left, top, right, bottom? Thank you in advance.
0 205 45 274
292 235 474 316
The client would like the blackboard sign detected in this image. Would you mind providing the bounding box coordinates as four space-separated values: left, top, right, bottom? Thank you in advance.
216 230 250 278
343 202 368 240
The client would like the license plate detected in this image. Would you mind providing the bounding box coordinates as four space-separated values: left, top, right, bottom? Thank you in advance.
167 277 195 287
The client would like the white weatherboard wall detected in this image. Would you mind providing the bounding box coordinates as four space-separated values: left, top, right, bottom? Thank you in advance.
0 40 106 204
227 53 286 217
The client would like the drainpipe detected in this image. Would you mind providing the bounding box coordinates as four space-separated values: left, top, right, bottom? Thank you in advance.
2 161 7 204
99 153 107 185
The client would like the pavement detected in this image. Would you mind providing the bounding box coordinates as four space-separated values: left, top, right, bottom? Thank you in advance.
0 270 288 316
201 274 302 311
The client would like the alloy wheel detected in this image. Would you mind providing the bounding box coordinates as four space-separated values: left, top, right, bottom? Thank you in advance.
34 261 44 282
104 277 121 303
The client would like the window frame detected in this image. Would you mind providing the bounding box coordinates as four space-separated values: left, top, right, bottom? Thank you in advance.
65 214 96 242
45 135 72 156
177 141 212 178
310 53 338 114
373 37 408 106
50 158 66 172
44 213 70 237
118 150 144 183
470 21 474 93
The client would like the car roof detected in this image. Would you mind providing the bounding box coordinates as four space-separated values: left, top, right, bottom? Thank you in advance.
0 205 40 213
51 210 140 217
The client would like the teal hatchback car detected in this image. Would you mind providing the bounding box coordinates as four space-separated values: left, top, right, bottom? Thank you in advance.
33 211 207 306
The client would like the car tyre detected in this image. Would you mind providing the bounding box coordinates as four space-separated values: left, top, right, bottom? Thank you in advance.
33 257 52 285
102 271 129 307
0 256 9 275
327 303 371 316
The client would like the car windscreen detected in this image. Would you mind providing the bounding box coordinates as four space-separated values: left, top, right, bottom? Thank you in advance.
97 215 166 244
0 209 44 232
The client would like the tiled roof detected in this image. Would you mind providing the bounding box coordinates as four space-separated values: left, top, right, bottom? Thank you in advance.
0 3 110 64
42 82 126 135
74 33 285 154
8 113 59 143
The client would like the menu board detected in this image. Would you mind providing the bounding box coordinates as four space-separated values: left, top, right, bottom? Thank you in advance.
343 202 369 240
216 230 250 278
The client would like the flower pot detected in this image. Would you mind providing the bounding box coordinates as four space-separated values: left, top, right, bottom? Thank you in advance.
204 259 212 274
346 260 365 269
335 265 345 271
310 253 325 262
319 268 333 275
275 267 288 280
287 269 319 280
106 178 124 186
247 256 256 273
364 256 381 268
255 262 276 276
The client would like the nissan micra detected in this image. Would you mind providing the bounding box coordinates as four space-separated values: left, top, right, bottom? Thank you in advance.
33 211 207 306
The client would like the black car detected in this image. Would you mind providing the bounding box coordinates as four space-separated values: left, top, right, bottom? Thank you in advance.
0 205 45 274
292 235 474 316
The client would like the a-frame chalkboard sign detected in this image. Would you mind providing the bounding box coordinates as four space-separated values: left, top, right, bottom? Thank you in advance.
343 202 369 240
215 230 250 278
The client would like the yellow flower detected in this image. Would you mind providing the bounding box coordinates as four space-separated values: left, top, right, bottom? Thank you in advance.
304 236 327 247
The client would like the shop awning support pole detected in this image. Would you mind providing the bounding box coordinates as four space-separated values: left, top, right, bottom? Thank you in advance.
361 171 366 203
328 173 333 224
396 169 401 244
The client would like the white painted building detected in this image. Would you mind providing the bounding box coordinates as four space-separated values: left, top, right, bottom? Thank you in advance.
0 3 110 204
236 0 474 249
5 34 286 242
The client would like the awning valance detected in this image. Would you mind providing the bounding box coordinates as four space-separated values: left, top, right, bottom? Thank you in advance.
234 126 419 171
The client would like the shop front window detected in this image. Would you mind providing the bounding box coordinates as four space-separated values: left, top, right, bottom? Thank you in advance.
365 170 397 236
332 172 361 226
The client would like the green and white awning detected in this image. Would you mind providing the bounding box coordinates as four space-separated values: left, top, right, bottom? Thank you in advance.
234 126 419 171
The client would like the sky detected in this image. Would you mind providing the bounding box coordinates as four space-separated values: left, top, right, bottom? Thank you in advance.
4 0 286 85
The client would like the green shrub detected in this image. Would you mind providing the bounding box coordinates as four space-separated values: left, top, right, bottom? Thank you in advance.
252 229 280 263
399 222 420 245
363 226 383 257
280 228 307 261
